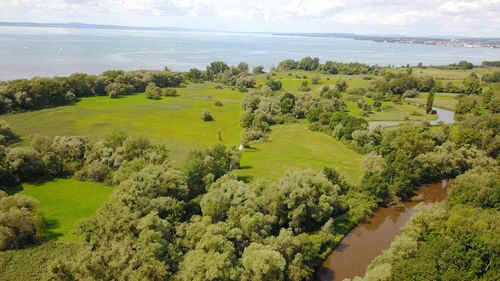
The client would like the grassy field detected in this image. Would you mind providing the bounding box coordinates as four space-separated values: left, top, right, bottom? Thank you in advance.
407 92 459 111
6 179 113 242
235 123 363 185
3 83 243 163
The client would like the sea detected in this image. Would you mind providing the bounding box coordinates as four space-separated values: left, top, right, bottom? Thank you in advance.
1 26 500 81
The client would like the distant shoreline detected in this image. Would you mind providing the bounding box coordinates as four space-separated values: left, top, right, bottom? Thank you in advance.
1 21 499 49
272 33 500 49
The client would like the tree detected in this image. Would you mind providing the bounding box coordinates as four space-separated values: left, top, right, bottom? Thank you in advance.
201 109 213 121
236 62 249 73
0 120 18 145
105 82 134 98
252 66 265 74
425 90 434 114
206 61 229 79
298 81 311 92
162 88 177 97
456 60 474 69
277 59 298 70
186 68 203 82
266 80 282 91
318 61 338 74
0 191 44 250
336 79 348 92
298 57 319 71
242 243 286 281
361 172 390 204
455 94 481 114
145 82 162 100
463 73 482 95
270 170 342 233
361 152 386 175
279 92 295 114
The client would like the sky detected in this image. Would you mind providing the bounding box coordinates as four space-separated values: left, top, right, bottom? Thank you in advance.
0 0 499 37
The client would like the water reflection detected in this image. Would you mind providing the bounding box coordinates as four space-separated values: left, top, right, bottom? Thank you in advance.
368 107 455 130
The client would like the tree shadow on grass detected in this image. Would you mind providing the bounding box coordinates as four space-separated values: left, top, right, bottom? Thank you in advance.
4 184 23 195
237 175 253 183
41 218 64 241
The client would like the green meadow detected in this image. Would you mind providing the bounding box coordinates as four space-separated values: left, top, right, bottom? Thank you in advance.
236 123 363 185
1 67 475 245
3 83 243 163
7 179 113 242
407 92 459 111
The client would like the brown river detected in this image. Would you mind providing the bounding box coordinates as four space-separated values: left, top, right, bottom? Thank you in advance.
318 180 451 281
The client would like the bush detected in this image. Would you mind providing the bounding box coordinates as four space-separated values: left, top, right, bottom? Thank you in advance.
336 79 348 92
74 161 111 182
201 109 213 121
0 120 19 145
0 191 45 250
145 82 162 100
162 88 177 97
265 80 282 91
214 100 223 107
252 66 265 74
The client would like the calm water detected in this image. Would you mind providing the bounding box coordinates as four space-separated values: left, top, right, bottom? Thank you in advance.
319 180 451 281
368 107 456 130
1 26 500 80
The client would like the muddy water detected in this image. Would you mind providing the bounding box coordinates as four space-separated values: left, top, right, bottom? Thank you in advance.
319 180 450 281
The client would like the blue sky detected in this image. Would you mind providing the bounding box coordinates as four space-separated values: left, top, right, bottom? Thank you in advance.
1 0 499 37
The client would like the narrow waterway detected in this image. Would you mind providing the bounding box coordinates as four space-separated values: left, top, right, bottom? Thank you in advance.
318 180 451 281
368 107 455 130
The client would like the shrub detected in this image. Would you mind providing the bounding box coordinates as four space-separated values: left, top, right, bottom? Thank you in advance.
162 88 177 97
74 161 111 182
0 120 19 145
265 80 282 91
252 66 265 74
0 192 45 250
145 82 162 100
214 100 223 107
201 109 213 121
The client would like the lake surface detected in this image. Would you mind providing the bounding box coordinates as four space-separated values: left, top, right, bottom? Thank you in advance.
1 26 500 80
318 180 451 281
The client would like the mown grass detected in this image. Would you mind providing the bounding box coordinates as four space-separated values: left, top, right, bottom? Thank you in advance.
235 123 363 185
6 179 113 242
3 83 243 163
0 241 80 281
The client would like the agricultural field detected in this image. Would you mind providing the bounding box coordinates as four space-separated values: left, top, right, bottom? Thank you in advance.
6 179 113 242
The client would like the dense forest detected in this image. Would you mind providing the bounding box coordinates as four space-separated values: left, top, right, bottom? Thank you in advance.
1 58 499 281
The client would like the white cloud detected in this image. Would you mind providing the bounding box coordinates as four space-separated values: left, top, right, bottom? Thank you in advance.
282 0 346 17
0 0 499 36
437 1 482 14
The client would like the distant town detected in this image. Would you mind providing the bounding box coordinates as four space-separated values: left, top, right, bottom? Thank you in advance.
371 37 500 49
274 33 500 49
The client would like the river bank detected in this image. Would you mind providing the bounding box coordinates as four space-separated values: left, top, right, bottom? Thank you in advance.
319 180 451 281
